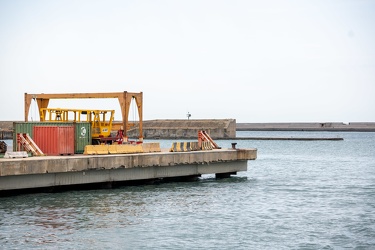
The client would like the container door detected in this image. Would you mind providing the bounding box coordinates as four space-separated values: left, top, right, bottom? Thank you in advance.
75 122 91 154
33 126 59 155
58 126 75 155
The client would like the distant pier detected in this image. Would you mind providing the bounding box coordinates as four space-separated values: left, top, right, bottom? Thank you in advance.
219 137 344 141
236 122 375 132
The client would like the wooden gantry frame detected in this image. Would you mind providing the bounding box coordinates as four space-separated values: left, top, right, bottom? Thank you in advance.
24 91 143 141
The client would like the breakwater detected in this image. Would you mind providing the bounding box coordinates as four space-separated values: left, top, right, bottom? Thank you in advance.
0 130 12 140
122 119 236 139
219 137 343 141
236 122 375 132
0 119 238 140
1 120 374 141
0 121 13 140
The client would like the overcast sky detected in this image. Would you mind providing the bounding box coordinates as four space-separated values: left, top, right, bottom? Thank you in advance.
0 0 374 123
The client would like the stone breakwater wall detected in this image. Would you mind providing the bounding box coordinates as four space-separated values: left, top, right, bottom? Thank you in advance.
237 122 375 132
0 119 237 140
0 121 13 139
125 119 237 139
0 131 12 140
2 120 375 141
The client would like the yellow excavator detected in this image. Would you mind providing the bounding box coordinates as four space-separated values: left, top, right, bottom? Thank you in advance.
39 108 118 144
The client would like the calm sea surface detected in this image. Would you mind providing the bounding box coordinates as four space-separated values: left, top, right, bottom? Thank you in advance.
1 131 375 249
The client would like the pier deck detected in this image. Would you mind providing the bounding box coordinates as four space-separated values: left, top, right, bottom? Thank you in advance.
0 148 257 194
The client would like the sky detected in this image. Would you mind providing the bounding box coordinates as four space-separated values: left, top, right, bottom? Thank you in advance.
0 0 374 123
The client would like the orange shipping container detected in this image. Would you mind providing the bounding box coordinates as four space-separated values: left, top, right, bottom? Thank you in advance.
33 126 75 156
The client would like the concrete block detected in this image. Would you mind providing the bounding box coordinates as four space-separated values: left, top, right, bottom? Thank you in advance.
96 145 110 154
108 145 118 154
84 145 96 155
4 151 28 158
142 142 161 153
119 144 143 154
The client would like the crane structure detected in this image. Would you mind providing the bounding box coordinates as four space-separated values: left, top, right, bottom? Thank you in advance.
24 91 143 142
39 108 116 142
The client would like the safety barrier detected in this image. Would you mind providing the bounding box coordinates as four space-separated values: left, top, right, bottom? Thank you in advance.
4 151 29 158
170 142 178 152
170 142 183 152
169 141 201 152
108 145 117 154
84 143 160 155
200 141 213 151
190 142 200 151
84 145 109 155
183 142 190 152
142 142 161 153
116 144 143 154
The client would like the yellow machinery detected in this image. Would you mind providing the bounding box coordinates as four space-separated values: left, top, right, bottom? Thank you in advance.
40 108 115 140
24 91 143 142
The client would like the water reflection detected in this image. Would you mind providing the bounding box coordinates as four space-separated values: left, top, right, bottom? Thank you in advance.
1 132 375 249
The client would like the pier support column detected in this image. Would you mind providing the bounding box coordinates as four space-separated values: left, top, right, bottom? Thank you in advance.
215 172 237 179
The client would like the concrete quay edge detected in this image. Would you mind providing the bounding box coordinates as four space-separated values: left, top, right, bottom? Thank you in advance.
0 148 257 177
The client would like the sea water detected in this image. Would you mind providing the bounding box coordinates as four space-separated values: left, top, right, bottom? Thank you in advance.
1 131 375 249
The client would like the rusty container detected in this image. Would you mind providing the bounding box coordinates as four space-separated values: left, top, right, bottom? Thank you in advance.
33 126 75 155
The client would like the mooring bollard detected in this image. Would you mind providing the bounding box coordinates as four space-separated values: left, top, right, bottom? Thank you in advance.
231 143 237 149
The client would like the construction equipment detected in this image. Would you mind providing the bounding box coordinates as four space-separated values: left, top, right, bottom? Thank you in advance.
24 91 143 142
39 108 118 144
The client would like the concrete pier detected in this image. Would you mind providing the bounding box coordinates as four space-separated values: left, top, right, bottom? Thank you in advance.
0 148 257 194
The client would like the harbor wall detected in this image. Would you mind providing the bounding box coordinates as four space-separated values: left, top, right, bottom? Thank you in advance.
1 119 237 140
236 122 375 132
0 121 13 139
114 119 237 139
2 120 375 141
0 130 12 140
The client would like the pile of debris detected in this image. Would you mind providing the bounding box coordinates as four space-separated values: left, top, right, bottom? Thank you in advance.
0 141 7 153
